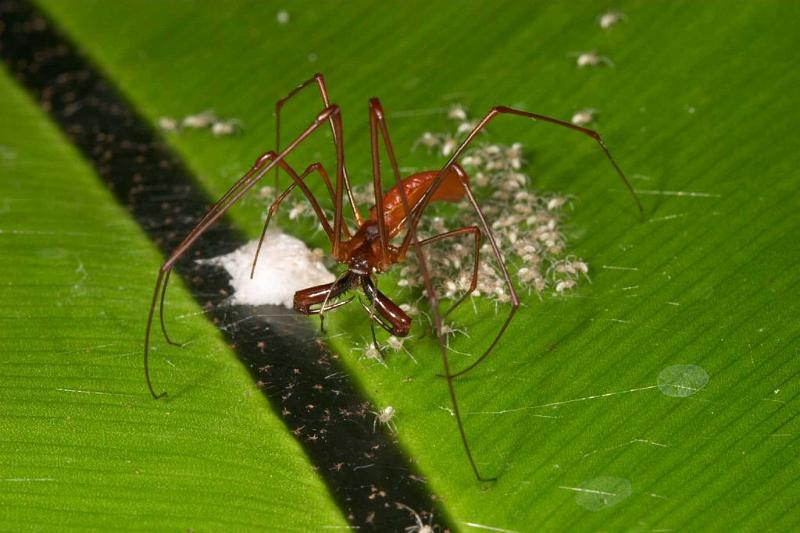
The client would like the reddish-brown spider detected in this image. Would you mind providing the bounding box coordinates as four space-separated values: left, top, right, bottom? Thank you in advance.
144 73 642 481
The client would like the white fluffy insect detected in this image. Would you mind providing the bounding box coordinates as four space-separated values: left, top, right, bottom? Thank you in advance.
287 201 308 220
182 110 217 129
441 136 458 157
385 335 418 363
598 10 626 29
555 279 577 293
571 108 598 126
276 9 290 25
546 196 570 211
447 104 468 121
357 341 386 367
371 405 397 433
395 502 435 533
575 51 614 68
158 117 179 132
211 119 242 136
415 131 441 150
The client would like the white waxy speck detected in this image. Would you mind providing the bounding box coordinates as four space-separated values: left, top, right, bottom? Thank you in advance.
571 108 598 126
199 230 334 308
576 51 613 68
182 110 217 129
211 120 241 136
555 279 576 293
276 10 290 24
598 10 626 29
441 137 458 157
448 104 467 121
158 117 179 131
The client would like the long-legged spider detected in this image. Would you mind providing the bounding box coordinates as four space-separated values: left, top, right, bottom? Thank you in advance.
144 73 642 481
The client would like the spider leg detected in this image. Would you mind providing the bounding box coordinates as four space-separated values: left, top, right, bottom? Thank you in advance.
250 161 336 278
276 73 362 229
367 99 394 268
367 98 494 481
316 269 351 333
405 105 643 237
293 271 354 336
145 105 344 399
158 269 183 347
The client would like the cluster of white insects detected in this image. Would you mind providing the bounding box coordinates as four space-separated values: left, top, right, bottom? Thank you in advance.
158 110 242 136
400 104 590 304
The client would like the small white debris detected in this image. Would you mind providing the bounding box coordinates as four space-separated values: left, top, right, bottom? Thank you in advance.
448 104 467 121
395 502 434 533
547 196 570 210
161 111 244 136
276 10 290 25
598 10 626 29
571 108 598 126
288 201 308 220
158 117 179 132
182 110 217 129
576 51 614 68
555 279 576 293
199 230 334 308
419 132 438 148
257 185 276 199
399 303 420 316
456 121 476 136
211 119 242 136
441 136 458 157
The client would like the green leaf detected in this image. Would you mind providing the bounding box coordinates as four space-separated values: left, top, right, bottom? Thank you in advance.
17 0 800 530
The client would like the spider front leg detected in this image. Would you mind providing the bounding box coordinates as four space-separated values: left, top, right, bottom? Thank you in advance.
294 274 355 321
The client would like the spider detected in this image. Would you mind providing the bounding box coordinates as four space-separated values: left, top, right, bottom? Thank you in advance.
371 405 398 433
144 73 642 481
